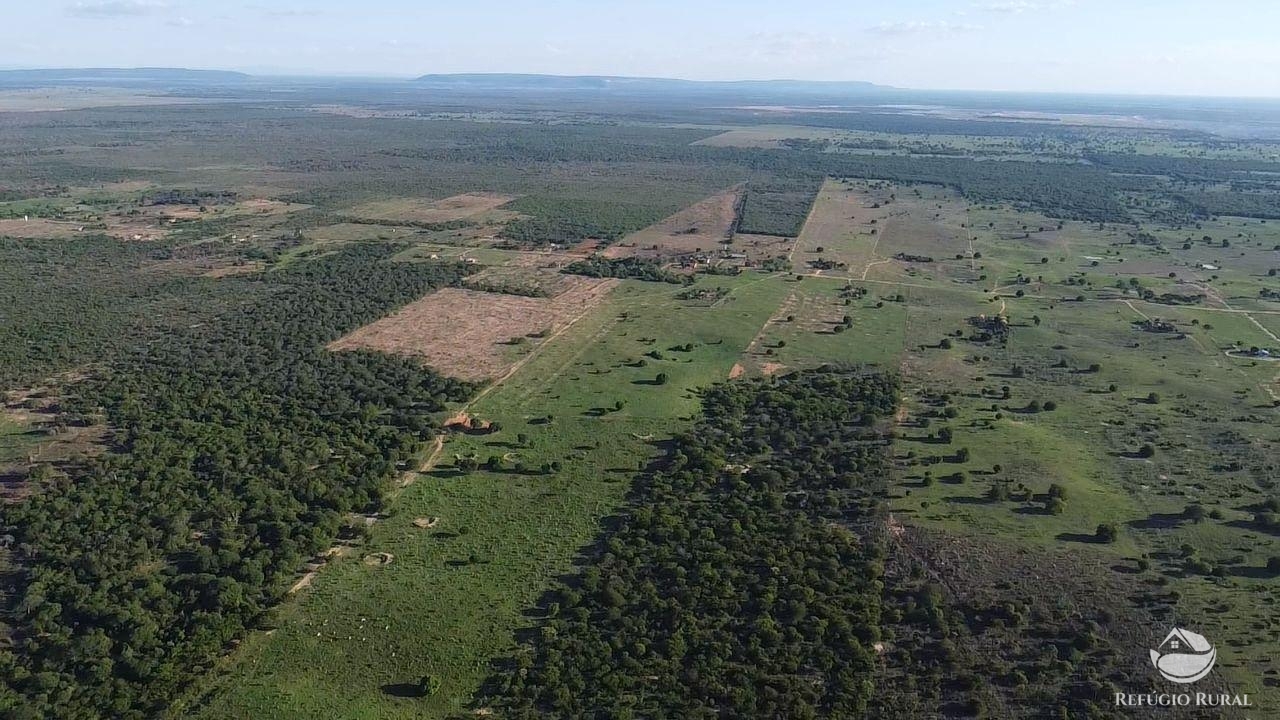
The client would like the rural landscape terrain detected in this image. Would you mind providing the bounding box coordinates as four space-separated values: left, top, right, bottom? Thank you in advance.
0 70 1277 719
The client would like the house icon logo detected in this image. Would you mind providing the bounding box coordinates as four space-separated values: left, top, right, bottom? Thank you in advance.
1150 628 1216 684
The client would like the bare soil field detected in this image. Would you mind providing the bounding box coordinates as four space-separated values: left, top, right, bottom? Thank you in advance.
327 277 618 381
345 192 518 225
0 218 83 239
603 186 743 260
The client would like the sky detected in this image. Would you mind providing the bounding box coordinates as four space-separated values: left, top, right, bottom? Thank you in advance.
3 1 1279 97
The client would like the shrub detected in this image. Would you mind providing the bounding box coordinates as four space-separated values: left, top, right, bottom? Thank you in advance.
1095 523 1119 543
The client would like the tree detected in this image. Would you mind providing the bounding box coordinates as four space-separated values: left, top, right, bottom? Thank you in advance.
655 372 669 385
419 674 442 697
1094 523 1119 543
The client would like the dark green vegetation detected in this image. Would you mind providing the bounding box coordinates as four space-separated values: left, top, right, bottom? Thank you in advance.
737 179 822 237
0 245 474 718
0 237 239 389
487 368 898 718
562 256 690 284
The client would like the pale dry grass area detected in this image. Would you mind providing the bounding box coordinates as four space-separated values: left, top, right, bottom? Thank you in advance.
0 218 83 239
346 193 518 225
328 277 618 381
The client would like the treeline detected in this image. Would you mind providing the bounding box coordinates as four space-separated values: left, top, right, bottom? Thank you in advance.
1085 151 1280 183
485 367 900 718
1173 190 1280 220
500 197 670 246
562 256 689 284
0 245 475 718
737 179 822 237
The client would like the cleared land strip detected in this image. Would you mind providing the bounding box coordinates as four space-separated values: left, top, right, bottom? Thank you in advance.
345 192 517 225
327 277 619 382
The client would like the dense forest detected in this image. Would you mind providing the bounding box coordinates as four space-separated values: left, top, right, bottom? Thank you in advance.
0 237 247 389
0 245 476 718
485 368 900 718
737 179 823 237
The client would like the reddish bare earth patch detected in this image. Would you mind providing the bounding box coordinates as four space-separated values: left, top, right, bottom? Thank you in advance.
327 277 618 381
761 362 788 376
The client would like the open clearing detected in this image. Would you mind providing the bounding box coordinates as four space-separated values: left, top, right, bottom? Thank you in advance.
603 185 742 260
790 179 889 276
327 278 619 381
345 192 518 225
0 218 83 239
0 88 212 112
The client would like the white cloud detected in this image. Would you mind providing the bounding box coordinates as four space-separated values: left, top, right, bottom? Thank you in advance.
66 0 171 18
253 6 322 19
868 21 983 36
745 32 848 61
974 0 1075 14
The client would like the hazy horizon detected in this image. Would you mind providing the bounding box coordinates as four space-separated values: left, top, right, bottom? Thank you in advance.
4 1 1280 99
